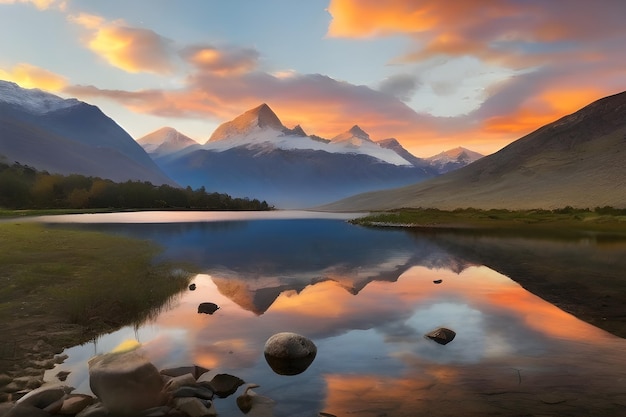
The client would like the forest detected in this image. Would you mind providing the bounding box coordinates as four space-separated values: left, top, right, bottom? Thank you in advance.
0 162 272 211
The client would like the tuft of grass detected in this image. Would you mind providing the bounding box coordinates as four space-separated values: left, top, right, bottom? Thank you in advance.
0 222 193 355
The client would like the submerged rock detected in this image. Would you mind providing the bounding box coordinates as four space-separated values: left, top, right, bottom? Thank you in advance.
425 327 456 345
264 332 317 375
197 303 220 315
173 397 216 417
160 365 209 380
203 374 244 398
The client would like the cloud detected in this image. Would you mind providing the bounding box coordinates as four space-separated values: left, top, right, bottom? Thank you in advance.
0 0 63 10
181 45 260 76
0 63 68 91
378 74 420 102
68 13 176 74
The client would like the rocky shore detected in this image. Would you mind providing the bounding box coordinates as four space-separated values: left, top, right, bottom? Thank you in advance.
0 332 317 416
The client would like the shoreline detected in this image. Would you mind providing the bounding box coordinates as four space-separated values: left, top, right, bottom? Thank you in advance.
353 220 626 339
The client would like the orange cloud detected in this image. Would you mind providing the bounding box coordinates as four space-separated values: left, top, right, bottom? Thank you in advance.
327 0 441 38
0 63 67 91
68 13 175 74
183 46 259 76
482 87 606 135
0 0 62 10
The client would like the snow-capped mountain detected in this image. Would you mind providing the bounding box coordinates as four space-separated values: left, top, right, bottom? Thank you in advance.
0 80 176 185
0 80 80 114
150 103 434 208
425 147 484 174
377 138 436 174
137 127 198 156
196 104 412 166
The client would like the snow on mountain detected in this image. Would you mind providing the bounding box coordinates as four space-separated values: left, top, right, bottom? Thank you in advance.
137 127 198 156
377 138 433 171
0 80 80 114
202 104 412 166
426 147 484 173
207 103 285 143
330 125 372 146
0 80 176 186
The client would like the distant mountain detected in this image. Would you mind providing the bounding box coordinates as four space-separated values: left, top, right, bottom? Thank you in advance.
377 138 436 174
137 127 198 156
208 103 285 142
321 91 626 211
151 103 435 208
425 146 484 174
0 80 176 186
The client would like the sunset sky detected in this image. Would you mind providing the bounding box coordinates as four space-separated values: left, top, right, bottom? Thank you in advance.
1 0 625 156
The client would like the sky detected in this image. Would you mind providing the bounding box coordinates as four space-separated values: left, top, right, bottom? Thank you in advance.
0 0 625 157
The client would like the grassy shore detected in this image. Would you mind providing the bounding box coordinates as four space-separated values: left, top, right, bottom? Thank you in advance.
350 207 626 235
0 222 192 379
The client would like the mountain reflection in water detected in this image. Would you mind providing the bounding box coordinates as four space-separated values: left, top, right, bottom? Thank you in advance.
42 214 626 417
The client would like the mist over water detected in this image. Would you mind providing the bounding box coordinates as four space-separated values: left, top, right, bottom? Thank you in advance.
38 212 626 417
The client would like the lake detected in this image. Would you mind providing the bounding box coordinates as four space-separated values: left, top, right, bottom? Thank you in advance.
32 211 626 416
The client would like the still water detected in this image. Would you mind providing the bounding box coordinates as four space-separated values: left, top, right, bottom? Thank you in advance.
35 211 626 416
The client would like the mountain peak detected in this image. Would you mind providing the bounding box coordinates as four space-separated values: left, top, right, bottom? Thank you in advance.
348 125 370 140
0 79 81 114
208 103 285 142
137 127 197 155
331 125 373 145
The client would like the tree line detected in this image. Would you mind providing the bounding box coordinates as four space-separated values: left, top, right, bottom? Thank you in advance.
0 162 273 211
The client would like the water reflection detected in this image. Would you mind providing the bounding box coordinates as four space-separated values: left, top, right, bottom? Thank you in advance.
41 215 626 417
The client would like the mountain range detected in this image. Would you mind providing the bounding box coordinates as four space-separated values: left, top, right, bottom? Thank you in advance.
0 81 175 186
139 104 482 207
322 91 626 211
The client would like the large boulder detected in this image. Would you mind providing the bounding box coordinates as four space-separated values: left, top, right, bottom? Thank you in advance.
263 332 317 375
88 350 164 415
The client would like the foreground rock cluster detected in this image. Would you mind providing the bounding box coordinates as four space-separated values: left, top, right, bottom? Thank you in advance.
0 332 320 417
0 349 270 417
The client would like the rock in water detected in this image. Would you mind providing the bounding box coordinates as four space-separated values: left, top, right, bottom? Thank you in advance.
203 374 244 398
425 327 456 345
264 332 317 375
197 302 220 314
88 350 164 414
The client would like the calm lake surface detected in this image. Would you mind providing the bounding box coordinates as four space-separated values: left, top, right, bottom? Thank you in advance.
33 211 626 416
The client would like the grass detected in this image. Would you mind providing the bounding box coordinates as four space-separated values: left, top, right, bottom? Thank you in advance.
350 207 626 235
0 222 193 372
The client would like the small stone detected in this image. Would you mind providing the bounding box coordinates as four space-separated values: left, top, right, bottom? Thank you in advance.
236 384 259 414
59 394 94 415
16 384 73 409
173 397 216 417
188 284 196 291
160 365 209 380
56 370 71 382
203 374 244 398
171 385 214 401
425 327 456 345
54 354 69 364
197 303 220 315
0 374 12 386
163 373 197 392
